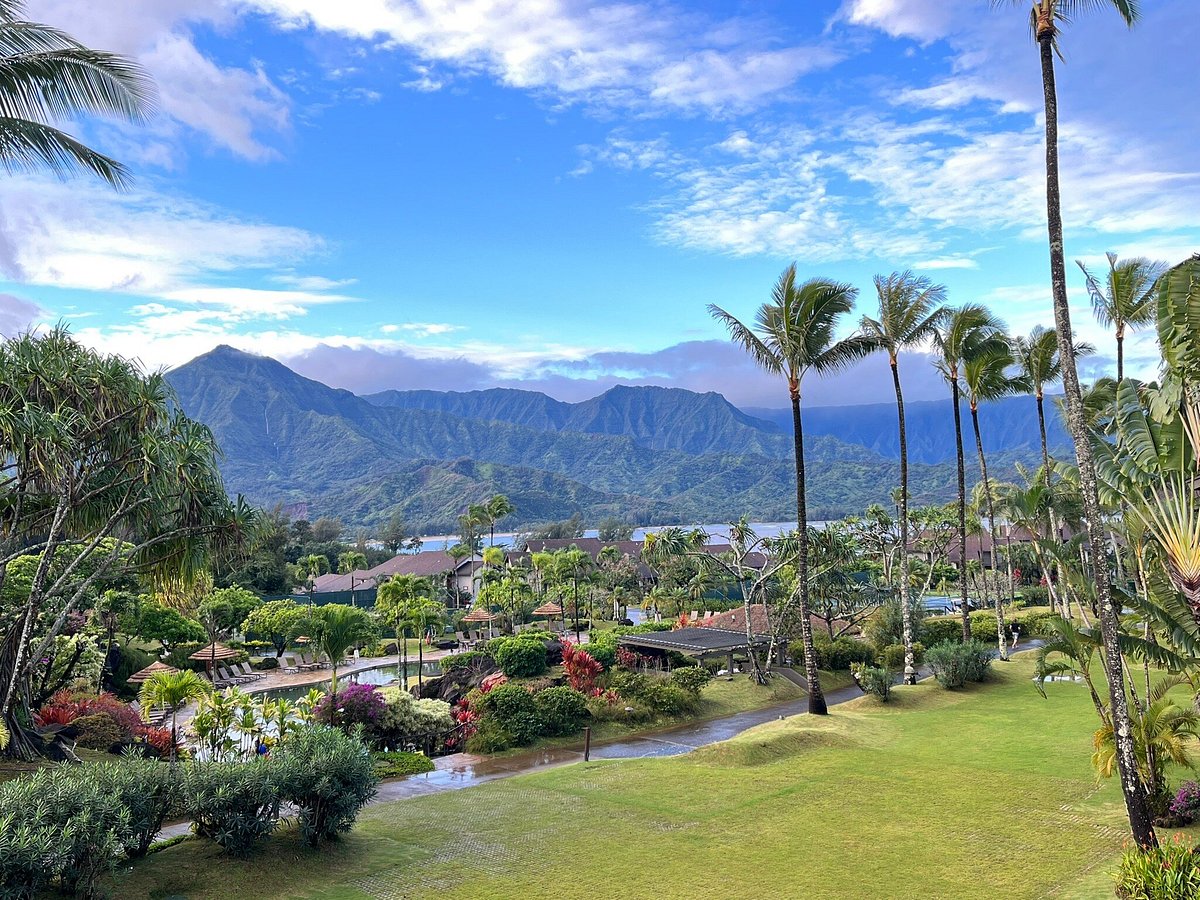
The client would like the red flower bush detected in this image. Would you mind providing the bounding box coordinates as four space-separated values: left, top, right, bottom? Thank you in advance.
560 640 603 694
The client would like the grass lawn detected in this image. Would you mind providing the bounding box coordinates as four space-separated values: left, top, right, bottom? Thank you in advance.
108 654 1143 899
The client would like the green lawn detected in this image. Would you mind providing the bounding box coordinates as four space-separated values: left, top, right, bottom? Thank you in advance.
108 656 1139 899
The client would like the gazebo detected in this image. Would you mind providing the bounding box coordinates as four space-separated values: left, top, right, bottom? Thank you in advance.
189 641 240 675
617 626 775 672
126 660 179 685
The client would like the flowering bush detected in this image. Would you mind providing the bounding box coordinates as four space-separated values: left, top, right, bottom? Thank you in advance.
561 641 603 693
36 690 143 740
480 672 508 693
1114 833 1200 899
616 647 647 671
374 687 453 752
314 684 387 732
1171 782 1200 823
443 698 479 752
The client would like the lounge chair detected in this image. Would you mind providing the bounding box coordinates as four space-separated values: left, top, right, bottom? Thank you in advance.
280 654 300 674
296 654 320 672
217 666 252 686
455 631 474 650
235 662 264 681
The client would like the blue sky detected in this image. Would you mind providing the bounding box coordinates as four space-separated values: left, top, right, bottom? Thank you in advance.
0 0 1197 408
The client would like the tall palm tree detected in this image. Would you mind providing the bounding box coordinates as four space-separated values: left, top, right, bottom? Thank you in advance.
0 1 154 186
995 0 1154 848
311 604 376 695
138 669 211 767
710 264 873 715
1013 326 1064 474
483 494 515 547
861 270 946 684
376 574 433 688
963 346 1029 659
1078 253 1165 382
934 305 1007 642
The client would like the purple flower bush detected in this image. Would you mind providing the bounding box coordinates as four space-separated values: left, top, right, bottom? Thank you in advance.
1170 781 1200 821
314 683 387 731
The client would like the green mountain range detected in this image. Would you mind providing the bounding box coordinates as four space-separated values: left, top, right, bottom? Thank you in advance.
166 346 1043 532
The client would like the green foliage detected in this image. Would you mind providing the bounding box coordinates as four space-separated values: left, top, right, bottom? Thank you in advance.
641 682 698 716
864 597 928 650
878 642 924 670
92 757 179 858
0 765 132 899
851 663 892 702
533 686 588 736
1019 585 1050 606
439 650 495 672
135 602 206 650
241 598 306 655
180 759 280 856
252 656 279 670
491 636 549 678
374 688 454 751
586 631 619 669
670 666 713 695
925 641 995 689
372 750 435 778
477 683 543 745
273 726 378 846
71 712 123 750
790 633 876 671
1114 837 1200 900
465 718 515 754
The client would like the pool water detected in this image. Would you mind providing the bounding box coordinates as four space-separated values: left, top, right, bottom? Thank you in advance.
264 661 439 703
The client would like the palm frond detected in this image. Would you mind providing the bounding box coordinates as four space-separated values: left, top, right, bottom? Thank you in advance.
707 304 784 376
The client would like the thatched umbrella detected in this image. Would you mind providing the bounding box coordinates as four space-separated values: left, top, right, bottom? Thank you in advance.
126 660 179 685
462 607 497 639
189 641 239 676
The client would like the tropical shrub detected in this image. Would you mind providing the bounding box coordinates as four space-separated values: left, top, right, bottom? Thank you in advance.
314 683 387 734
534 686 588 736
439 650 494 672
670 666 713 695
0 765 132 899
586 631 618 669
1020 585 1050 606
921 616 965 647
373 750 435 778
72 712 124 750
375 687 454 751
561 641 603 693
878 642 925 670
476 683 543 745
1114 834 1200 899
641 682 698 716
180 759 280 856
865 597 927 650
850 663 892 702
92 757 179 858
465 718 515 753
925 640 995 689
273 725 378 845
1172 781 1200 823
790 634 875 671
491 636 549 678
35 689 142 739
607 669 649 698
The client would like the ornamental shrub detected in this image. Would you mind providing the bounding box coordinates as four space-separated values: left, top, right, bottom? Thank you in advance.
72 712 124 750
1173 782 1200 823
0 765 132 900
476 683 543 745
491 636 549 678
790 634 875 671
670 666 713 695
533 686 588 736
93 757 179 858
587 632 618 669
180 758 280 856
273 725 378 845
1114 834 1200 899
560 641 603 693
439 650 495 672
375 687 454 751
921 616 965 647
607 669 650 699
865 597 927 650
850 663 892 702
314 683 388 735
641 682 698 716
1020 585 1050 607
465 718 515 753
925 640 995 690
372 750 435 778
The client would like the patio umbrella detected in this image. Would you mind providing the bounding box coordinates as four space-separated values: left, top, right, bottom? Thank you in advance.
531 601 564 636
189 641 240 674
126 660 179 685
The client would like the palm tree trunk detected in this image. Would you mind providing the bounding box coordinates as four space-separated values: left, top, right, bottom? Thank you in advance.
971 404 1008 661
791 389 827 715
951 378 971 642
1035 391 1069 615
399 620 408 689
1038 30 1155 849
891 359 917 685
1116 330 1124 383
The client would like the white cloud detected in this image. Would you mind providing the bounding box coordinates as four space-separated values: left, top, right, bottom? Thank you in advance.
380 322 464 337
245 0 844 113
835 0 954 42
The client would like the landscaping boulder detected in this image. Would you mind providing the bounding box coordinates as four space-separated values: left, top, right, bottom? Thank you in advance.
417 659 500 705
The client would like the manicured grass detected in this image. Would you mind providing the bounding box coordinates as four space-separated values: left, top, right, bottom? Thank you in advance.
108 655 1133 899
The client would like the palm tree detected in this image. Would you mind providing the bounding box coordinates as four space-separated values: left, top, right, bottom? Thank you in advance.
376 574 433 688
311 604 376 695
0 1 154 186
138 669 211 767
1013 326 1065 474
556 545 594 641
710 264 873 715
933 305 1007 642
1078 253 1165 382
994 0 1153 848
963 346 1029 659
861 270 946 684
483 494 515 547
